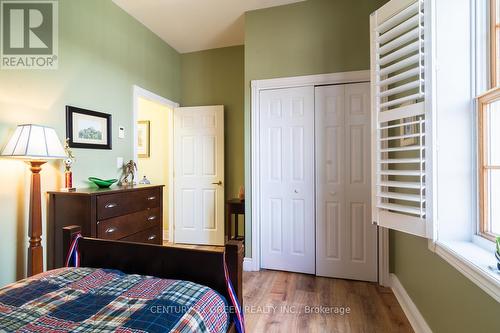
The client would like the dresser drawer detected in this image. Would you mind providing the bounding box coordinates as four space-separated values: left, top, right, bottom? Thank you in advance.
97 208 161 240
96 188 160 220
121 226 162 245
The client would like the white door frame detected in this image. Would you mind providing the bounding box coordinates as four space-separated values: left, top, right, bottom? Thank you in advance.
132 85 179 243
250 70 390 286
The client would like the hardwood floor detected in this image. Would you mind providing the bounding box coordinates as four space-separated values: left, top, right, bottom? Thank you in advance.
161 240 412 332
243 270 413 333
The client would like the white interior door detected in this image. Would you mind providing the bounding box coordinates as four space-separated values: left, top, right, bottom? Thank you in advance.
259 86 315 274
174 105 225 246
315 83 377 282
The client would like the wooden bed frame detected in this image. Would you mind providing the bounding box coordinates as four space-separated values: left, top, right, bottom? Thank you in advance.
62 226 243 333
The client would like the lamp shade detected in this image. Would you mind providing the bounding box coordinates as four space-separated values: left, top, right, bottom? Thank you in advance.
1 124 66 160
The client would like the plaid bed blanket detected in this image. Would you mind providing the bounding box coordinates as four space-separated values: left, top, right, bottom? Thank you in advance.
0 267 229 333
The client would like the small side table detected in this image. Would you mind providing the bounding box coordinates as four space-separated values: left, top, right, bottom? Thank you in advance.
226 199 245 241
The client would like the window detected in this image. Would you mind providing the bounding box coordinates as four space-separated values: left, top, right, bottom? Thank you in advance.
477 0 500 241
418 0 500 302
478 91 500 240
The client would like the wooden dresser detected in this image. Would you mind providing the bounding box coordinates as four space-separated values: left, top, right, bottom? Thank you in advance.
47 184 164 269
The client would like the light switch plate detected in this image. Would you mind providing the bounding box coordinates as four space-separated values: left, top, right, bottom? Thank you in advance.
118 126 125 139
117 157 123 168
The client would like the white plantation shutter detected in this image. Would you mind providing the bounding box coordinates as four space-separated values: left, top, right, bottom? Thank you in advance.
370 0 434 238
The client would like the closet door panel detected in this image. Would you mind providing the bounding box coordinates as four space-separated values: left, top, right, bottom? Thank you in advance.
316 83 377 282
315 85 347 277
260 86 315 274
345 83 376 278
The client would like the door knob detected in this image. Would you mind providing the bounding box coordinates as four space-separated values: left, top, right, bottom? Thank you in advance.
294 189 299 194
212 181 222 186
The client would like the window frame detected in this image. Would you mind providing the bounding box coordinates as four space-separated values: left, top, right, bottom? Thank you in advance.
424 0 500 304
478 88 500 242
477 0 500 242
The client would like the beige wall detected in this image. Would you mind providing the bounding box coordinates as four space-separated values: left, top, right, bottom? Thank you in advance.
137 97 171 234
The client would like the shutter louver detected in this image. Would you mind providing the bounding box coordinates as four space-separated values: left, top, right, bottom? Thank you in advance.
370 0 433 238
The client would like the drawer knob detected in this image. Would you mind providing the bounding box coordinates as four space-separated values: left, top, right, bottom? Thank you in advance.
147 196 156 201
105 203 118 209
105 227 117 234
147 215 157 221
148 234 157 240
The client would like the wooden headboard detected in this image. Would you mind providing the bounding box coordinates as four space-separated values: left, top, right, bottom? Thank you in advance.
62 225 244 309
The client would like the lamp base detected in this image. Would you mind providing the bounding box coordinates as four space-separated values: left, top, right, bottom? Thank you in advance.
27 161 46 277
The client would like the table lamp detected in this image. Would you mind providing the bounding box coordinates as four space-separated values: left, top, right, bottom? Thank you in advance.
1 124 65 276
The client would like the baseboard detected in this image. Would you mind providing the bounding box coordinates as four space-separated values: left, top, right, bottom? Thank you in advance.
390 274 432 333
243 257 255 271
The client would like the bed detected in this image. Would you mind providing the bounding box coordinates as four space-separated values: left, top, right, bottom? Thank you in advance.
0 226 244 333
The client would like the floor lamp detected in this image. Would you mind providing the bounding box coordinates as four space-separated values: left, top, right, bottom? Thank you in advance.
1 124 65 276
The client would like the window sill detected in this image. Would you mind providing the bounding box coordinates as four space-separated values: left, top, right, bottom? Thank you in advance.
428 239 500 302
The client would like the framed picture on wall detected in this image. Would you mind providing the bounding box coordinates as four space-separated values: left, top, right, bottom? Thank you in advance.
66 106 112 149
137 121 150 158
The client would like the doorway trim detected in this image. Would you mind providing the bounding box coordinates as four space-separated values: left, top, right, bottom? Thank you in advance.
250 70 390 286
133 85 179 243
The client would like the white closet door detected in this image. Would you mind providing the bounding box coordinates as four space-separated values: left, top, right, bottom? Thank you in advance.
259 86 315 274
315 83 377 282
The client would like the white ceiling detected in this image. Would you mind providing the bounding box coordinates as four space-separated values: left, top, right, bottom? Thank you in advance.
112 0 305 54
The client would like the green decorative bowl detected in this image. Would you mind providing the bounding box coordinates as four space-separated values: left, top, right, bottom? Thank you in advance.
88 177 118 188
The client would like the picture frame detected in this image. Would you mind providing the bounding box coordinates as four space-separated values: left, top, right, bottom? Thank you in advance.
137 120 150 158
399 116 418 146
66 106 112 150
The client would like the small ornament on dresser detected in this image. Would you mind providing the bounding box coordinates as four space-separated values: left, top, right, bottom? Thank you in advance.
118 160 137 186
139 175 151 185
238 185 245 201
63 138 76 191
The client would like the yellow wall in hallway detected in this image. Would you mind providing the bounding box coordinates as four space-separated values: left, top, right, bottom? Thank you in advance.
137 97 171 234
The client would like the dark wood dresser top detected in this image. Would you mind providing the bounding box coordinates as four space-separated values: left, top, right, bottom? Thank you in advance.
47 184 164 196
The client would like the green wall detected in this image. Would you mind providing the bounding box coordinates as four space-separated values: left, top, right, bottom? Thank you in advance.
391 231 500 332
244 0 387 256
0 0 181 286
180 46 245 202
